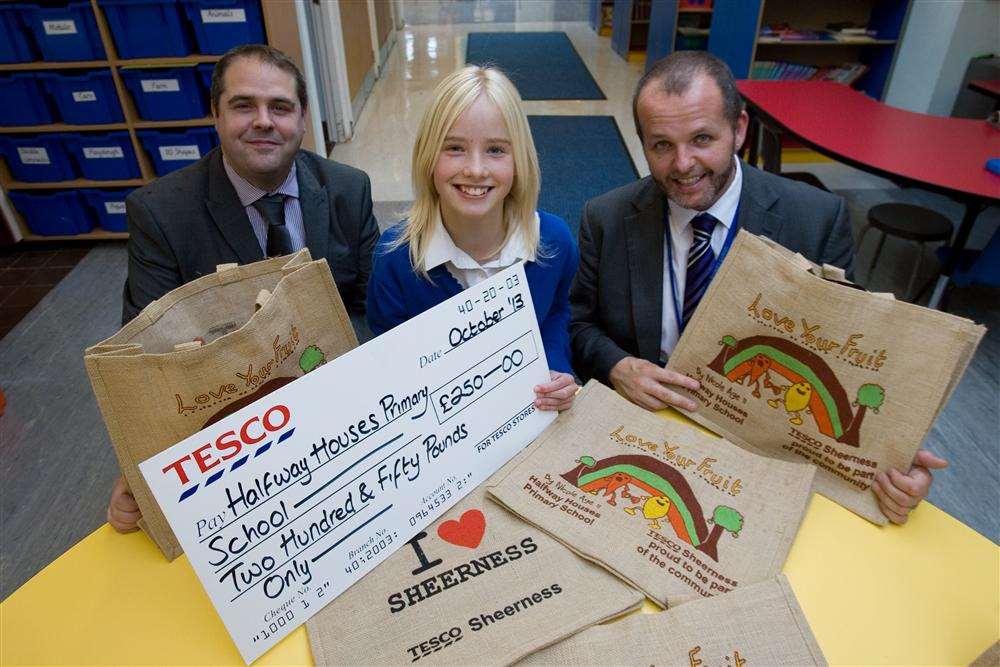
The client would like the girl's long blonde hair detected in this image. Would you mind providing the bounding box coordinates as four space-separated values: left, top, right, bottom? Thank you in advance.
398 65 541 276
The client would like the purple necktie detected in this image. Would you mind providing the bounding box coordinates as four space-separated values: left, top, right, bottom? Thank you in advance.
681 212 718 329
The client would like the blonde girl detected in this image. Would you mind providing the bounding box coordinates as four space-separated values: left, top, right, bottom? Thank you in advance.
367 65 579 411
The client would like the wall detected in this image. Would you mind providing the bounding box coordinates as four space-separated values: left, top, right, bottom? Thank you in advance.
928 0 999 116
885 0 998 115
339 0 375 99
374 0 394 46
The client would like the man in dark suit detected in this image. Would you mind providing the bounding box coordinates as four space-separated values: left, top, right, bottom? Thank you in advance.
121 44 378 327
570 51 945 524
108 44 378 533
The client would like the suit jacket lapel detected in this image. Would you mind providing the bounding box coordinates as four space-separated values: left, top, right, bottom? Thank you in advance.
206 150 265 264
736 161 784 239
296 153 331 263
626 179 666 364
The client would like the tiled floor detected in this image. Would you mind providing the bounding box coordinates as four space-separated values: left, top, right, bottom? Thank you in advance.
332 20 647 202
0 243 95 340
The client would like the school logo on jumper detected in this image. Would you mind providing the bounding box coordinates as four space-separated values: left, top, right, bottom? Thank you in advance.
561 455 743 562
708 334 885 447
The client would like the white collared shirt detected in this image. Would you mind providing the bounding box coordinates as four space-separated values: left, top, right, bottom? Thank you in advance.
223 156 307 255
660 156 743 358
425 211 539 289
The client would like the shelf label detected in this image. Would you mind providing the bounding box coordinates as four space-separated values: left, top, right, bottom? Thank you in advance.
83 146 125 160
72 90 97 103
43 20 77 35
141 79 181 93
160 145 201 161
17 147 51 165
201 8 247 23
105 201 127 215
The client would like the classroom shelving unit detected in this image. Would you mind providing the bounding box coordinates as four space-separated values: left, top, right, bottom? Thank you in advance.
707 0 910 100
645 1 713 72
609 0 652 61
0 0 314 242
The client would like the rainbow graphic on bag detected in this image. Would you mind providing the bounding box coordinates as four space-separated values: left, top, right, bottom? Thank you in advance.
707 335 884 447
561 454 743 562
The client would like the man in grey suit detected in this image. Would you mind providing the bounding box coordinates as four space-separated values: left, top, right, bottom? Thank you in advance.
570 51 945 524
109 44 378 533
121 44 378 327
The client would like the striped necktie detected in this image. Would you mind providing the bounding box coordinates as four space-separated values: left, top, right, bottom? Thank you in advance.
681 212 718 330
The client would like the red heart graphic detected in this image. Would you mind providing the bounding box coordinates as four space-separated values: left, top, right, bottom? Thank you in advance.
437 509 486 549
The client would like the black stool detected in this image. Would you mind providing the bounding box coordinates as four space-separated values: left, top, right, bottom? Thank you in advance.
859 203 953 299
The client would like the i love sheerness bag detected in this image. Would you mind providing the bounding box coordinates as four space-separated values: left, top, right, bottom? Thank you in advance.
518 575 827 666
487 381 815 608
306 447 644 666
85 250 357 559
666 231 985 524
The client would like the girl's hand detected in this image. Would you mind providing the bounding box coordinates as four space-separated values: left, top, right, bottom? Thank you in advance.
534 371 580 412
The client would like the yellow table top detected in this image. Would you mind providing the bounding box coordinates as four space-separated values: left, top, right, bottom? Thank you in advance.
3 409 998 666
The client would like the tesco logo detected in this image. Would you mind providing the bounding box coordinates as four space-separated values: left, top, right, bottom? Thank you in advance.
162 405 291 485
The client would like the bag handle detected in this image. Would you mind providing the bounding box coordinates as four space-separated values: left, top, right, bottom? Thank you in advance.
255 289 272 311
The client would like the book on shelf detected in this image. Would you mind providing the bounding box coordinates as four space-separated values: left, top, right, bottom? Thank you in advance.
825 22 878 42
759 23 830 42
749 60 869 85
676 26 710 36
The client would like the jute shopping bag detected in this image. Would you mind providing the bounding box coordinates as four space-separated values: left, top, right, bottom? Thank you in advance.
487 381 814 608
85 250 357 559
518 575 826 666
970 641 1000 667
306 446 644 666
666 231 985 524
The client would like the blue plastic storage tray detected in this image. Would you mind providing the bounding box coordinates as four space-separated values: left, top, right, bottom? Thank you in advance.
81 188 135 231
99 0 194 58
181 0 264 55
0 74 56 126
8 190 96 236
137 127 215 175
38 70 124 124
0 4 39 63
22 2 105 61
64 132 140 180
120 66 208 120
197 61 214 107
0 134 77 182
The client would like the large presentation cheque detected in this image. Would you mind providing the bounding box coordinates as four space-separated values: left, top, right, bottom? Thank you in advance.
139 263 555 664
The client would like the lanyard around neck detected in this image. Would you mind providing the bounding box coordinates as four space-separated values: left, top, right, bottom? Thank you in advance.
665 204 741 333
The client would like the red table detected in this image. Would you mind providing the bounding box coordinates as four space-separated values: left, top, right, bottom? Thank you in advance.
736 80 1000 308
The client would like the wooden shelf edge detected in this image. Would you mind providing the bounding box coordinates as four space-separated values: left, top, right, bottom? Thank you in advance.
131 117 215 129
114 54 223 67
21 230 128 241
4 178 146 190
0 60 109 71
0 55 222 72
678 7 713 13
0 122 129 134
